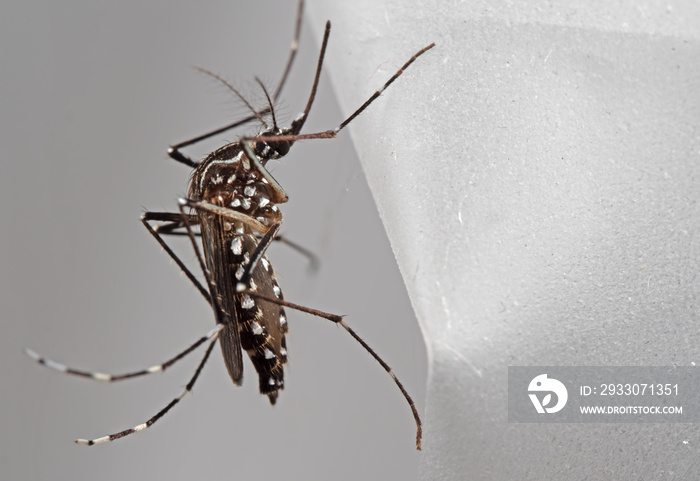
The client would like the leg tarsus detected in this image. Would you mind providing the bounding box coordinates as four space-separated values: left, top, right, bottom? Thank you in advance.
75 339 218 445
24 325 223 382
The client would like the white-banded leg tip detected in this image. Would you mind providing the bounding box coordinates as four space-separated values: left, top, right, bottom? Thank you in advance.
208 325 225 338
24 348 40 361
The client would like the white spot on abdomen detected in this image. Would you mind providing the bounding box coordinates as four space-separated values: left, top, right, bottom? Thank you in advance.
241 294 255 309
231 237 243 255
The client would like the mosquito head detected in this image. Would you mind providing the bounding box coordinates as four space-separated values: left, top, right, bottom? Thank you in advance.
254 129 292 162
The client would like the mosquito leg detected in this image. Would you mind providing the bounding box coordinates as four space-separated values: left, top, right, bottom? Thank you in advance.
242 141 288 203
141 212 210 304
273 0 304 102
167 0 306 168
247 292 422 450
152 228 199 237
25 325 223 383
242 42 436 146
335 42 435 132
149 221 197 236
144 212 200 237
179 198 270 234
145 211 199 229
283 20 331 137
268 234 319 273
75 339 218 445
236 221 282 291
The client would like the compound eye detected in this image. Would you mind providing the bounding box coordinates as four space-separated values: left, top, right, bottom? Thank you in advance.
273 141 290 157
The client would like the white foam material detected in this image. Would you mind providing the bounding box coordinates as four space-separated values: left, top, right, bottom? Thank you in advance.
309 0 700 478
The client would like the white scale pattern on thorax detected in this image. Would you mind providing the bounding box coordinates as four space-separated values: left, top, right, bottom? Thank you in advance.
198 151 245 193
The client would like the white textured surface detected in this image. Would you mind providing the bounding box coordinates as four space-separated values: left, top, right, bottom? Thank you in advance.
309 0 700 479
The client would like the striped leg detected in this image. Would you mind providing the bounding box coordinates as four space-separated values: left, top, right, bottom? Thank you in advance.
238 42 436 146
24 324 223 382
246 293 423 450
76 338 218 445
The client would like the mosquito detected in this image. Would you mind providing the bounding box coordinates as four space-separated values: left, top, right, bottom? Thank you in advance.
25 0 434 450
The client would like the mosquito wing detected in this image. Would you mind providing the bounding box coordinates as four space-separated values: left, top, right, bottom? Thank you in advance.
199 213 244 385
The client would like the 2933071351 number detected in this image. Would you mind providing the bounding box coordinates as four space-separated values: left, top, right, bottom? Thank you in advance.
600 383 679 396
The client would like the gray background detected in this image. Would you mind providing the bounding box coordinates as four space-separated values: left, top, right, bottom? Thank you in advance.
3 1 426 480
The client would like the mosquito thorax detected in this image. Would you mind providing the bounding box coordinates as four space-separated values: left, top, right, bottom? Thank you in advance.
190 146 283 229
